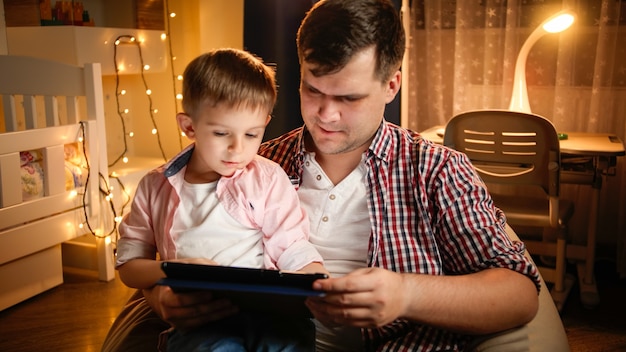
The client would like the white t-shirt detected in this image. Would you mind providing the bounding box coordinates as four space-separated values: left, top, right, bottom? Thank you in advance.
171 180 264 268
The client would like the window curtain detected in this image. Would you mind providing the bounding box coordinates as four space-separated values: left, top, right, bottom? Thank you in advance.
404 0 626 276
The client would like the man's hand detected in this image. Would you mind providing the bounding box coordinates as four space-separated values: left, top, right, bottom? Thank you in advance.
305 267 407 328
143 285 238 331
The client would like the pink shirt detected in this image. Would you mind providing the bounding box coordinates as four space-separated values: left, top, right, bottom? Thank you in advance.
116 144 323 271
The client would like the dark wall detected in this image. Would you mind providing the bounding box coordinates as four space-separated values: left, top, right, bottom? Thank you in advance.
244 0 401 141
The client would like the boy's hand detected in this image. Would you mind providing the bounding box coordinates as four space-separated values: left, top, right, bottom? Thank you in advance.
169 257 219 266
143 285 238 332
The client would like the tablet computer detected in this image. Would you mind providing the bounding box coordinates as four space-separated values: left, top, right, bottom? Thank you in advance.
157 262 328 317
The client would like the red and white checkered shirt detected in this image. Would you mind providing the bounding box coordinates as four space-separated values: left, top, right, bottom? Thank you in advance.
258 120 540 352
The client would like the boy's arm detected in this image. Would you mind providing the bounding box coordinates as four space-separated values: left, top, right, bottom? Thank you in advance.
118 258 165 289
119 257 219 289
299 262 330 277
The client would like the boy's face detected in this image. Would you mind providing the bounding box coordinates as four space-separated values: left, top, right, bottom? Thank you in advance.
178 103 269 182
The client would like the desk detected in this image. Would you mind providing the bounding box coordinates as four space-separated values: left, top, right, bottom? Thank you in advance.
421 126 625 307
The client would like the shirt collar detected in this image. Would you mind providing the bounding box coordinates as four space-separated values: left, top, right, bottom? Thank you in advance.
164 143 194 177
367 120 393 163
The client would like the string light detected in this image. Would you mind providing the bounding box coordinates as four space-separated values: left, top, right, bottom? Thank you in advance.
78 4 185 241
165 0 184 150
78 121 124 239
111 34 168 168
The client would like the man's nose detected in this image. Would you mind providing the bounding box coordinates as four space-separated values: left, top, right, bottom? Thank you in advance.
318 98 340 122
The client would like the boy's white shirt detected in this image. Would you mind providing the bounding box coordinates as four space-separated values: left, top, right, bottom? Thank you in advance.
172 180 264 268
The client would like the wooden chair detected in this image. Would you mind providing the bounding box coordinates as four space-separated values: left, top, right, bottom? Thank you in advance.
443 109 575 312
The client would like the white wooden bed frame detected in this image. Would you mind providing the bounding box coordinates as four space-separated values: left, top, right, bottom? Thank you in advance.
0 55 115 311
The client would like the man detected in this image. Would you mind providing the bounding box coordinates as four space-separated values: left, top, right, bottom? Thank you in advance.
102 0 540 351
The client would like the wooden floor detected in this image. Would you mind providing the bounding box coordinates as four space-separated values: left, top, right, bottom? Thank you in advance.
0 260 625 352
0 269 134 352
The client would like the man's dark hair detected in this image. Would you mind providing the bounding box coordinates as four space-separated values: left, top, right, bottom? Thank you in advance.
296 0 405 82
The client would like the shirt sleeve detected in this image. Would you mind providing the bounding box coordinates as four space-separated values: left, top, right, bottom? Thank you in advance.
115 175 159 268
433 150 541 292
242 160 324 271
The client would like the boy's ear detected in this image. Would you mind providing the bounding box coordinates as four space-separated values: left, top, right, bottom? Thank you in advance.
177 113 195 138
265 114 272 126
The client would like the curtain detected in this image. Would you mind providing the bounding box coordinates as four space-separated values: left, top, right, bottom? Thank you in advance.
405 0 626 276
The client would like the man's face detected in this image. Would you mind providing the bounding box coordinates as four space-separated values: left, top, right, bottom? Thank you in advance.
299 46 400 156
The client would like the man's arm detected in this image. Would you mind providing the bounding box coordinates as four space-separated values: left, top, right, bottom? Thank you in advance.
306 266 538 335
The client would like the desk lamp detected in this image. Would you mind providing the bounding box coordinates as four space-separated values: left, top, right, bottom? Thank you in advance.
509 10 575 113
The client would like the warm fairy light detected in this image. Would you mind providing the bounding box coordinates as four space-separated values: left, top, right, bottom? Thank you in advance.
78 136 83 142
177 75 183 80
176 93 183 100
129 132 134 137
161 33 167 40
78 222 84 229
117 63 125 71
181 131 186 137
153 109 159 113
111 171 118 177
144 64 151 71
105 194 112 202
120 89 126 95
69 190 78 198
123 108 129 114
152 128 158 134
115 216 123 223
170 12 176 18
146 89 152 95
115 39 120 45
123 156 129 163
130 36 136 42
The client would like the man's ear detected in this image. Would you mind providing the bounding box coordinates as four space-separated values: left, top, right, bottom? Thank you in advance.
177 113 195 139
385 70 402 104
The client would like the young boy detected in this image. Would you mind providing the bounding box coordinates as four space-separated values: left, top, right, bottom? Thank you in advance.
115 48 327 351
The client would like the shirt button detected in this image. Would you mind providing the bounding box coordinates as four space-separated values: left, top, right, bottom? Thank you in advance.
305 161 310 166
329 194 336 200
316 175 322 181
322 216 329 222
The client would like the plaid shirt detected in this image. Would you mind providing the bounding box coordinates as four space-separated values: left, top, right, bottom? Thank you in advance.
258 120 540 352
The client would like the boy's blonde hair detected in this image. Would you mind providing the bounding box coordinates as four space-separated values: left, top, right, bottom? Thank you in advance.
181 48 277 118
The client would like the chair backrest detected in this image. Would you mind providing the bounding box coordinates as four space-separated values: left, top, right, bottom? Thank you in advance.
443 109 561 198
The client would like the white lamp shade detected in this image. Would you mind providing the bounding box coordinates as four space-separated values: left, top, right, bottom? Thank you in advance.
508 10 575 113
